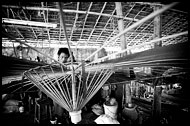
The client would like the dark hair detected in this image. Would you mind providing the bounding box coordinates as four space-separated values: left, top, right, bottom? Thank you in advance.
57 48 70 57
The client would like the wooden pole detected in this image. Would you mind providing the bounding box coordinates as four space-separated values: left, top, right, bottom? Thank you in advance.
153 5 162 47
152 7 162 122
115 2 131 107
152 78 162 125
57 2 77 110
115 2 126 51
125 83 132 104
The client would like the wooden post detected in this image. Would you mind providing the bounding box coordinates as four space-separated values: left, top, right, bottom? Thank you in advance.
115 2 131 108
115 2 126 51
125 83 132 104
81 60 87 98
153 5 162 47
152 5 162 124
152 78 162 125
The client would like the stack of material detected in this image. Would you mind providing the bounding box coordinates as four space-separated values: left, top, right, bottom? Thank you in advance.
2 56 46 85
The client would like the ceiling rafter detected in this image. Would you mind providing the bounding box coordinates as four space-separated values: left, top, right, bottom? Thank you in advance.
102 2 137 47
77 2 93 45
2 5 139 22
98 3 133 46
86 2 107 44
130 20 154 46
126 5 151 46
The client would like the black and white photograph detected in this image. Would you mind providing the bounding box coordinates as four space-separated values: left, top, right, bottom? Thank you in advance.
1 2 189 125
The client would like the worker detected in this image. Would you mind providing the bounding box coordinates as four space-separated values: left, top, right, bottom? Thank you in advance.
51 47 76 124
57 47 76 63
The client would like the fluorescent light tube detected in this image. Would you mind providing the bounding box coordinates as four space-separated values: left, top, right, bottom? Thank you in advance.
2 18 57 28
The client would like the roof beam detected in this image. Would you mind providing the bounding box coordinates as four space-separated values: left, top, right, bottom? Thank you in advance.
126 5 149 45
94 9 116 43
2 5 139 22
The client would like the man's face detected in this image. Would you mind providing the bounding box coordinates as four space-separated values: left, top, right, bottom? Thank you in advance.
58 53 69 63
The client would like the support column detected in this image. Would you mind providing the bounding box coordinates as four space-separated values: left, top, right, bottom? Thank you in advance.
115 3 131 109
115 2 126 51
152 78 162 125
153 6 162 47
152 5 162 125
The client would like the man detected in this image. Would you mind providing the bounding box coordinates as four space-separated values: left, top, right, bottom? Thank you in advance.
52 47 76 124
57 48 75 63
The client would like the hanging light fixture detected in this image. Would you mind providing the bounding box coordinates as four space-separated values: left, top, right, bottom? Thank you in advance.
2 18 57 28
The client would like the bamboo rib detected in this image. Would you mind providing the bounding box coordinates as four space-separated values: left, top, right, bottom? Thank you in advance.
58 74 72 108
75 75 81 108
87 71 100 91
77 72 95 109
49 66 73 110
41 67 72 110
90 69 112 97
76 72 85 109
30 69 70 111
24 84 36 92
49 66 68 103
79 69 110 108
80 69 114 109
3 80 31 91
85 69 109 102
32 71 64 108
63 75 73 108
25 72 64 110
77 71 92 108
63 77 74 110
10 81 34 94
